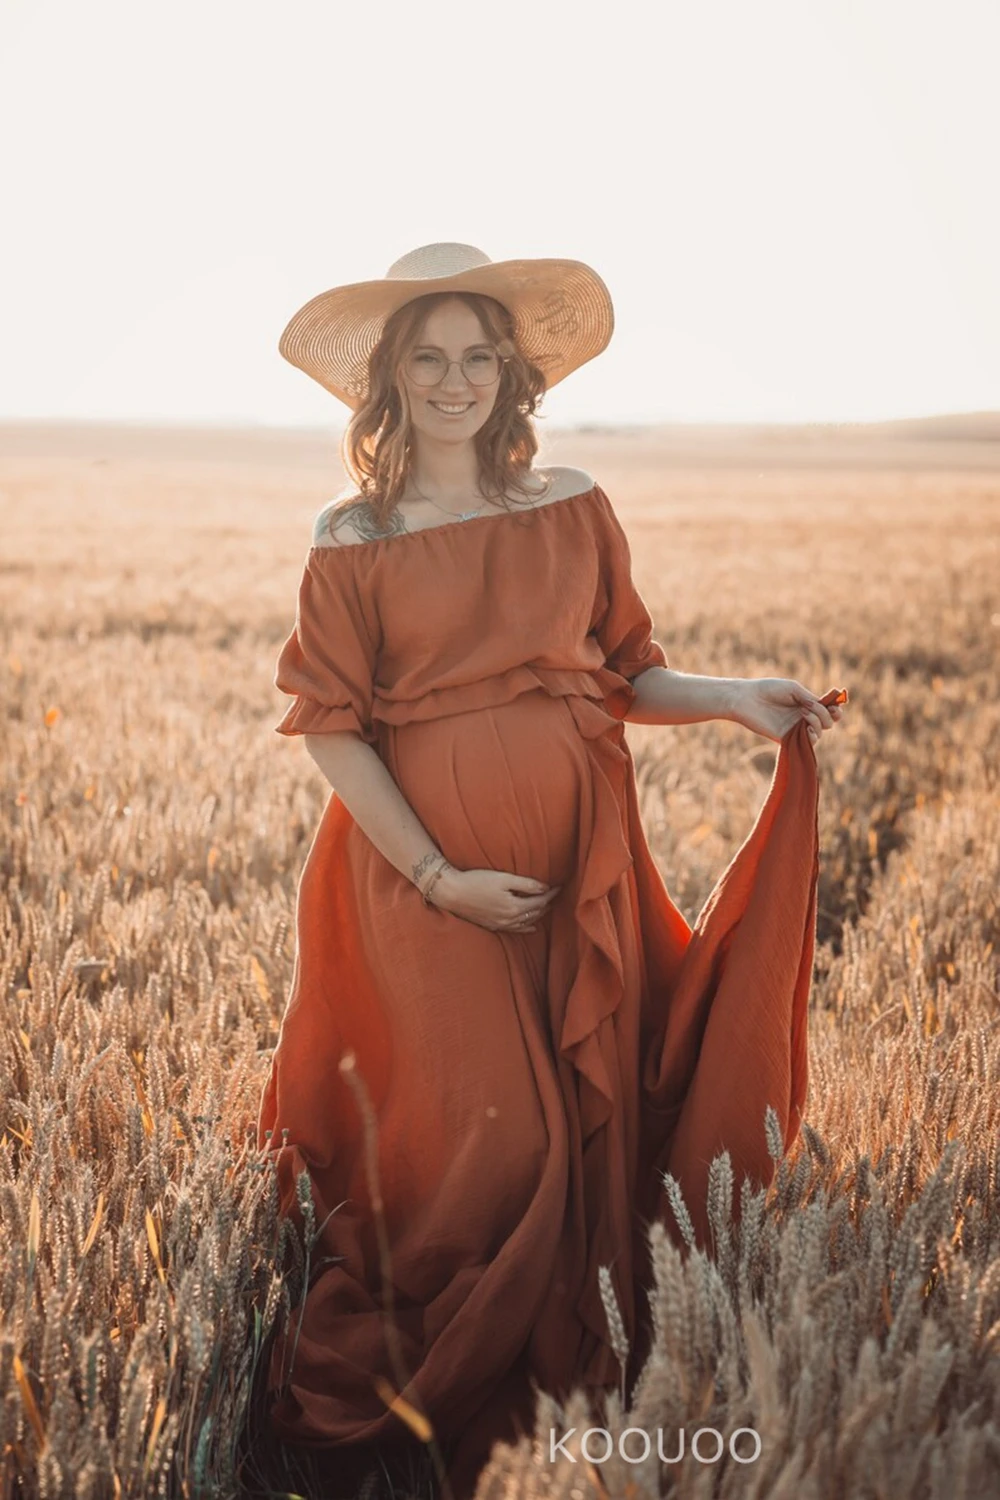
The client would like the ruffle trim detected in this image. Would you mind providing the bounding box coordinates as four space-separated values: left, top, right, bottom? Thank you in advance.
274 696 378 744
371 665 612 726
273 661 654 742
555 692 638 1381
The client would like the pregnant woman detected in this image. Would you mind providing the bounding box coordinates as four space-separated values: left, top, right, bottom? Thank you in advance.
256 242 847 1496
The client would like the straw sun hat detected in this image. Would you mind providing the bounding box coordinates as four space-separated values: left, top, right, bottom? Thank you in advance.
278 242 615 410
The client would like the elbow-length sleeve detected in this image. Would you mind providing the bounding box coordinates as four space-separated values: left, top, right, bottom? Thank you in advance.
589 484 668 715
273 546 380 743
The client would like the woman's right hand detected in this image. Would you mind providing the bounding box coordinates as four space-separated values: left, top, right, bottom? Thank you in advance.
428 866 562 933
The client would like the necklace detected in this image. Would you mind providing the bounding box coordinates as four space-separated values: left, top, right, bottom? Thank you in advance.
408 477 490 523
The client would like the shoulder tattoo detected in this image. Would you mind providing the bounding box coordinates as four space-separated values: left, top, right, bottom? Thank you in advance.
317 499 410 545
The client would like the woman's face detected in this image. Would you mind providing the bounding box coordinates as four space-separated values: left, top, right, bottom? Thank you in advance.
397 298 502 446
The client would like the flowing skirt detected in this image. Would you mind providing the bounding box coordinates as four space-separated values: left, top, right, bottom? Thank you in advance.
256 683 824 1492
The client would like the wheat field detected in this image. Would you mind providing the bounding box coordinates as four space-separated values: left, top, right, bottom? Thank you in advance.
1 421 998 1499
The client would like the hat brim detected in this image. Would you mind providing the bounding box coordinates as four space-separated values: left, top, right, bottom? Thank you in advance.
278 257 614 409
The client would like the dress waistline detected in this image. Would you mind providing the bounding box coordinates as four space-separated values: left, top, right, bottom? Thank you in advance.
370 662 638 732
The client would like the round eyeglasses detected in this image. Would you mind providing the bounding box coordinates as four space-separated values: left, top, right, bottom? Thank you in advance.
404 348 507 387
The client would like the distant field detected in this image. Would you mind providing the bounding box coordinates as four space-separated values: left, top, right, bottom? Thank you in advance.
1 422 998 1498
3 408 1000 470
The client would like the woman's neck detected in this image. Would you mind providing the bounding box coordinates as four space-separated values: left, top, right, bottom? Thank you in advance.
406 438 484 502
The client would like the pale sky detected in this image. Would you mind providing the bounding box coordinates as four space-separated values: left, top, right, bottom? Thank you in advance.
2 0 998 429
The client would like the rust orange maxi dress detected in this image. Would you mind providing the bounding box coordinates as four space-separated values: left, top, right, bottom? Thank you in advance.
257 480 829 1483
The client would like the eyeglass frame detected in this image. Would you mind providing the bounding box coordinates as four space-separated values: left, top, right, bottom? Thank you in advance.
402 346 510 388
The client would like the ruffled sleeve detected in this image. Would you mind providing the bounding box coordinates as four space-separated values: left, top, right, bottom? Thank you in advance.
273 545 380 744
589 485 668 716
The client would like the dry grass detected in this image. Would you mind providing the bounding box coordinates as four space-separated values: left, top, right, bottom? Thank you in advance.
1 424 998 1498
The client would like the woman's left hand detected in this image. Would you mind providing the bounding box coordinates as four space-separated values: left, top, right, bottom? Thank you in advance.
728 678 847 746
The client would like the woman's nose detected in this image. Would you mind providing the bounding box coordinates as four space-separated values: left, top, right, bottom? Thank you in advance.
440 361 471 393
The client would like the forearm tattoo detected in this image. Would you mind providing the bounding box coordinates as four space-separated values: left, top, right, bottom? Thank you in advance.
412 850 446 888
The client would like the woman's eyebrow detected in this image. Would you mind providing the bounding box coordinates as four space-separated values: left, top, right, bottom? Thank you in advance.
413 342 493 352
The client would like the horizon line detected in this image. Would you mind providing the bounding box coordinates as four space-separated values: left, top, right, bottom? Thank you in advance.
2 407 1000 437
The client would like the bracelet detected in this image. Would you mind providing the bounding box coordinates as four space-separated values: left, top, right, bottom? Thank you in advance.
421 860 450 906
413 848 446 895
420 857 452 906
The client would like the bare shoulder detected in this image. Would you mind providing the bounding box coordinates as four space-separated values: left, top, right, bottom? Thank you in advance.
311 496 407 548
535 465 596 503
309 467 596 545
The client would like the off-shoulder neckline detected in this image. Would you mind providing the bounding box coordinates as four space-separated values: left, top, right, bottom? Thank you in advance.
306 481 602 558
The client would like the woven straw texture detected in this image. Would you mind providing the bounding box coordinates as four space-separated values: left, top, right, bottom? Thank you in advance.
278 242 614 408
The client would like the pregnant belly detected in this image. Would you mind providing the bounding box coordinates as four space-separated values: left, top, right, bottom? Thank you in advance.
378 689 588 888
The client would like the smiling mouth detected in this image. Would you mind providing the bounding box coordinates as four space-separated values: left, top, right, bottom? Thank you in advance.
429 401 474 414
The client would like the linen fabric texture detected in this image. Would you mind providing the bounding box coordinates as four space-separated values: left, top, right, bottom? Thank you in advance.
257 482 822 1493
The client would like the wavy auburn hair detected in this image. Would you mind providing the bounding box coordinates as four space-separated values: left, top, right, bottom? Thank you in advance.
339 291 552 531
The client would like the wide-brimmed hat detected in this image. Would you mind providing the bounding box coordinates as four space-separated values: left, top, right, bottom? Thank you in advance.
278 242 614 410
